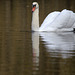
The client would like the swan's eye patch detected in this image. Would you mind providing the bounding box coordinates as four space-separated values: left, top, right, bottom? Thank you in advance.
32 4 36 12
32 5 36 7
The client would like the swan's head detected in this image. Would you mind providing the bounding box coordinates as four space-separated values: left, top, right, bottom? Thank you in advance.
32 2 39 13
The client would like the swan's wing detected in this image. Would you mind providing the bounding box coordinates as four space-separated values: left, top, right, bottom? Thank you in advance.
39 9 75 31
72 13 75 28
39 11 60 30
66 12 75 28
47 9 72 28
72 23 75 28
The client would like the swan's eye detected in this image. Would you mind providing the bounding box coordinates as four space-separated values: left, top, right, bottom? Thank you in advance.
32 4 36 12
32 4 36 7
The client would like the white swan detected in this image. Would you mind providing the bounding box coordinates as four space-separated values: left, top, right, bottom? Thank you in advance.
32 2 75 31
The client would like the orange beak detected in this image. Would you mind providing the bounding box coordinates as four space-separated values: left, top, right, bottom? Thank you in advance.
32 6 36 12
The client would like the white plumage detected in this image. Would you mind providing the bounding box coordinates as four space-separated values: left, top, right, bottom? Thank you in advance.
32 2 75 31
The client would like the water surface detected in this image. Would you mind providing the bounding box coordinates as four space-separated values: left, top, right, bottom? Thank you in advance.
32 32 75 75
1 31 75 75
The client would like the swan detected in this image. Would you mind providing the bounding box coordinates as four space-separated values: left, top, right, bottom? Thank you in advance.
32 2 75 31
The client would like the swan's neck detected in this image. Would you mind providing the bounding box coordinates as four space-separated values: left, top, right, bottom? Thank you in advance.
32 8 39 31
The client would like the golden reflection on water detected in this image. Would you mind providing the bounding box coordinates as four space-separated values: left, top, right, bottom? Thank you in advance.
0 0 75 75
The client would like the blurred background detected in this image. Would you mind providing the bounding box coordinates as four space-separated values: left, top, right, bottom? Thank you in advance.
0 0 75 31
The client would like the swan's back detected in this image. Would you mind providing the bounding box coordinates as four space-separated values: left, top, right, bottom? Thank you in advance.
39 9 75 31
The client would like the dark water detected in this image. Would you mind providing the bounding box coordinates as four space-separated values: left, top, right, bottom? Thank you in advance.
1 31 75 75
0 0 75 75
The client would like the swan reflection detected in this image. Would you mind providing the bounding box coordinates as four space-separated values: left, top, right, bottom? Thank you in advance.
32 32 75 59
40 32 75 58
32 32 39 70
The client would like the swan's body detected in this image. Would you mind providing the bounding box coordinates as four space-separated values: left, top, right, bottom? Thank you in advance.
32 2 75 31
